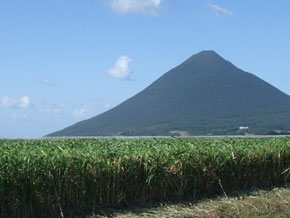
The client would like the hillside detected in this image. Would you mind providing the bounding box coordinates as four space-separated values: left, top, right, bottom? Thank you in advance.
48 51 290 136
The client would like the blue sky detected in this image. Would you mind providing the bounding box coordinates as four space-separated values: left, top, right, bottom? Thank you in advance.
1 0 290 138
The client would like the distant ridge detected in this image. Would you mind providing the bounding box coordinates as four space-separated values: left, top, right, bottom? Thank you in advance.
48 51 290 136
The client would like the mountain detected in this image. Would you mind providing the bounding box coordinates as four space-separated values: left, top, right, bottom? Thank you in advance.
48 51 290 136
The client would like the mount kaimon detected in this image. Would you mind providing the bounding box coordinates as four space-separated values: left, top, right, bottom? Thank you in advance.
48 51 290 136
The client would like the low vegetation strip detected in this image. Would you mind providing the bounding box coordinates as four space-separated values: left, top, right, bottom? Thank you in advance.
0 138 289 217
95 184 290 218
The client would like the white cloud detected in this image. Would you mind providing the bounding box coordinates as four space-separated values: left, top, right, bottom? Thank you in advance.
40 99 63 114
0 96 17 107
208 3 233 17
109 0 162 15
108 56 133 79
73 108 90 119
104 102 111 109
39 78 55 87
20 96 31 108
0 96 31 108
41 108 62 114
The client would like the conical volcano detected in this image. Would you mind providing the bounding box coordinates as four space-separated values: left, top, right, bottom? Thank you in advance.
48 51 290 136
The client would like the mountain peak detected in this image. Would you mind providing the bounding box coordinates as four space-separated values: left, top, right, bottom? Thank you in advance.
197 50 219 56
193 50 223 60
181 50 226 68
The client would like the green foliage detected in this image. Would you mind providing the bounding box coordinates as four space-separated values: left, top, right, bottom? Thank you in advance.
48 51 290 136
0 138 290 217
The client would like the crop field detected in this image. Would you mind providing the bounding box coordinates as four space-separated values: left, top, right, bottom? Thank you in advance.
0 138 290 217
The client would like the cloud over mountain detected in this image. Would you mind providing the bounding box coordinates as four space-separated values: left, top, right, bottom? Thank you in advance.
73 108 90 119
